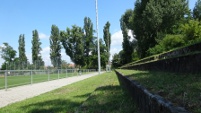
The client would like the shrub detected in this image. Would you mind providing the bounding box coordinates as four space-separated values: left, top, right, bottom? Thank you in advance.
180 20 201 44
148 34 185 55
162 34 185 50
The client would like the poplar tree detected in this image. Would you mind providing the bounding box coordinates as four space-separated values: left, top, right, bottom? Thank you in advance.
18 34 28 69
120 10 134 64
32 30 44 69
83 17 94 67
193 0 201 21
103 21 111 65
50 25 61 68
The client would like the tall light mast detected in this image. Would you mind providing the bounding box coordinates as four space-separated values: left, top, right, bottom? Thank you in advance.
95 0 101 74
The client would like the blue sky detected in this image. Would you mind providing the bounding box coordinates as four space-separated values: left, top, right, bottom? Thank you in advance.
0 0 197 67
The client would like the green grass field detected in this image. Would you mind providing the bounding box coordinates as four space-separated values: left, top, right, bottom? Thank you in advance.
117 69 201 113
0 72 139 113
0 72 82 89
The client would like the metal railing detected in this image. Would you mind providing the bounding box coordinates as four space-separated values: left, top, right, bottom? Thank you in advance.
0 69 96 90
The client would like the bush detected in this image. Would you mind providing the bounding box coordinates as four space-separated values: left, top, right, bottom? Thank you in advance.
162 34 185 50
148 44 164 55
148 34 185 55
180 20 201 44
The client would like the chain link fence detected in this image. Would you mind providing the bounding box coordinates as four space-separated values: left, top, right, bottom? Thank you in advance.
0 69 96 90
2 60 74 70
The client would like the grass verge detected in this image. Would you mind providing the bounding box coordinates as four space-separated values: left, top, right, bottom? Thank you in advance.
116 69 201 113
0 72 138 113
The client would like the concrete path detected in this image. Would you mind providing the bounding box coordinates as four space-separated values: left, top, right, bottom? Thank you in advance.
0 72 101 108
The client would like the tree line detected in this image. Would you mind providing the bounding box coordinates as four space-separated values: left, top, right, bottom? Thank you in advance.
0 17 111 70
0 30 44 70
112 0 201 68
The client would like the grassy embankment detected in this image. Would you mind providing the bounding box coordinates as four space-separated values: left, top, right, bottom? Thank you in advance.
117 69 201 113
0 72 138 113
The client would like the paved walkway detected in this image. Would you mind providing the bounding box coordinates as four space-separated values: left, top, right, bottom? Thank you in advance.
0 72 101 108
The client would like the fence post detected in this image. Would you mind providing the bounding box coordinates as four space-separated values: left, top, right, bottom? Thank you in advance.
66 69 67 78
31 70 33 84
5 71 7 90
48 70 50 81
58 69 59 79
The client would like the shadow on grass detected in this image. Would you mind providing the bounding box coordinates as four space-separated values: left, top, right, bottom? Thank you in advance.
78 85 138 113
20 86 138 113
74 93 91 98
21 99 80 113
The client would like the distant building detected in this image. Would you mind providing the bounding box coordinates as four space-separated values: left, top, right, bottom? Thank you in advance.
69 63 75 68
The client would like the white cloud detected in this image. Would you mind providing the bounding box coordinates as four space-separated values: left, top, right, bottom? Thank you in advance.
41 47 50 54
110 48 122 60
26 53 32 64
128 30 135 41
40 47 51 66
61 50 72 63
39 33 49 39
0 44 6 68
110 30 123 60
111 30 123 47
0 58 4 68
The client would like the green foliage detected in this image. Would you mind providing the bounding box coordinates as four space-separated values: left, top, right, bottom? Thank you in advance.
133 0 189 58
193 0 201 20
111 53 119 68
148 20 201 56
112 53 121 68
0 43 16 69
180 19 201 44
83 17 94 67
50 25 61 68
32 30 44 69
18 34 28 69
111 50 126 68
89 39 108 69
121 9 134 30
148 45 164 55
0 43 16 62
132 51 139 61
103 21 111 64
61 17 108 69
120 9 135 64
162 35 185 50
148 34 185 55
99 39 108 68
61 25 85 67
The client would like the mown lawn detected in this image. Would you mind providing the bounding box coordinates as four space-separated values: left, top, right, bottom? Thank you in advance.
0 72 139 113
0 72 80 89
117 69 201 113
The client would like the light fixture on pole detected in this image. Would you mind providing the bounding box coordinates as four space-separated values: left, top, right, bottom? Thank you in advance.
95 0 101 74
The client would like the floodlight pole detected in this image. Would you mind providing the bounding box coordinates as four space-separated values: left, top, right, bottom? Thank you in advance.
95 0 101 74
